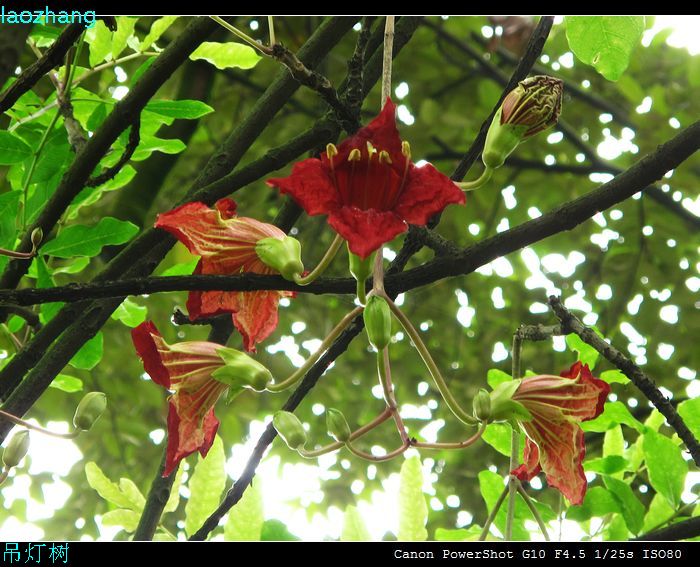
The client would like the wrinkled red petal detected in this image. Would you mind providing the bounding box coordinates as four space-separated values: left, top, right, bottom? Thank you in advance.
131 322 171 388
163 400 220 477
229 289 283 352
561 362 610 419
328 207 407 259
511 437 542 481
267 158 339 216
215 198 237 219
394 163 466 225
339 98 403 158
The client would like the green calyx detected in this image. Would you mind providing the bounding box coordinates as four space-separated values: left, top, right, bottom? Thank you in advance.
488 380 532 423
472 389 492 423
255 236 304 281
482 107 529 169
73 392 107 431
2 430 30 469
326 408 351 443
213 347 272 392
273 411 307 450
363 295 392 350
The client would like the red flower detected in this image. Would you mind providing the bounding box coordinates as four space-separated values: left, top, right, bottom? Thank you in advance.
267 98 465 259
131 321 228 476
510 362 610 505
155 198 293 352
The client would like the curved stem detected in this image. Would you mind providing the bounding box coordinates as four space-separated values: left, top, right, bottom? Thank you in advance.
506 333 523 540
381 17 395 104
293 233 343 286
380 291 476 426
210 16 272 55
378 348 409 444
267 16 276 46
479 483 509 541
456 166 493 192
266 306 363 392
372 246 385 293
412 423 487 450
299 408 393 458
517 483 550 541
0 409 79 439
345 439 408 462
356 279 367 305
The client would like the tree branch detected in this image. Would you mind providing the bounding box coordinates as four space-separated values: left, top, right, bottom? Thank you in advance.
0 24 84 114
548 295 700 466
634 516 700 541
86 118 141 187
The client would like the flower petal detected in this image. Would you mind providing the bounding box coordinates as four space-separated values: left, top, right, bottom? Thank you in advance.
230 290 283 353
340 98 403 158
131 322 171 388
163 400 220 477
394 163 466 225
511 437 542 481
328 207 407 259
267 158 340 216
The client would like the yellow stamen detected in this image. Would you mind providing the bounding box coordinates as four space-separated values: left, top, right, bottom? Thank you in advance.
326 143 338 160
401 140 411 159
366 141 377 160
348 148 362 162
379 150 392 164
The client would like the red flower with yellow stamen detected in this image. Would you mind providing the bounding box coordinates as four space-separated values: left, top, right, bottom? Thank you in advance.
267 98 465 259
510 362 610 505
131 321 228 476
155 198 293 352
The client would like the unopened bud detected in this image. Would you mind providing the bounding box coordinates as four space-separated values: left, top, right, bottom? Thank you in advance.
30 228 43 251
213 347 272 392
2 430 30 469
472 389 492 422
348 248 373 286
326 408 351 443
483 75 563 169
73 392 107 431
273 411 307 450
255 236 304 281
363 295 392 350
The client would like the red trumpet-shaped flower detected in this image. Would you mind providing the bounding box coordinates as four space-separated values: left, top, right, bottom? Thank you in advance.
267 98 465 259
131 321 228 476
509 362 610 505
155 199 293 352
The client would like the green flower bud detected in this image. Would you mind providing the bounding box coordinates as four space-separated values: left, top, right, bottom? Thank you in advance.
30 227 43 250
73 392 107 431
363 295 392 350
482 75 563 169
2 430 30 469
326 408 351 443
255 236 304 281
213 347 272 392
273 411 307 450
472 389 492 422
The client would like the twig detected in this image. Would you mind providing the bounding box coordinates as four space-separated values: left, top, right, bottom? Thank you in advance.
85 119 141 187
548 295 700 466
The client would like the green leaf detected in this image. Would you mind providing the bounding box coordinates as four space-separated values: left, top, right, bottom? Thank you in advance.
678 398 700 440
582 401 645 433
604 476 645 534
32 130 71 183
112 17 137 59
42 217 139 258
49 374 83 393
565 17 645 81
118 478 146 512
145 100 215 120
224 482 263 541
603 425 625 457
566 486 621 521
487 368 512 389
600 369 630 385
643 430 687 508
111 298 148 328
434 526 483 541
35 256 64 324
584 455 627 475
478 470 529 540
163 467 184 514
132 136 186 161
185 435 226 537
644 410 666 432
87 104 108 132
260 519 299 541
398 456 428 541
0 191 20 273
52 257 90 276
190 42 262 70
159 258 198 276
70 332 103 370
101 509 140 533
86 21 114 67
141 16 178 50
565 333 599 369
482 422 525 459
604 514 630 541
643 493 676 533
85 462 134 509
341 506 371 541
0 131 32 164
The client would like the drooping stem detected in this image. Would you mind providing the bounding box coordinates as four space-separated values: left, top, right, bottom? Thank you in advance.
381 16 395 104
378 348 409 444
345 439 408 462
517 482 550 541
372 247 385 293
456 166 493 192
380 291 475 426
210 16 272 55
506 333 523 540
293 233 343 286
412 423 487 449
0 409 79 439
266 306 363 392
479 483 509 541
299 408 393 458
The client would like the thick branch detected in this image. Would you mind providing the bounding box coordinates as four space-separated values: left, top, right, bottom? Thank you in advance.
132 452 176 541
548 295 700 466
634 517 700 541
0 24 83 114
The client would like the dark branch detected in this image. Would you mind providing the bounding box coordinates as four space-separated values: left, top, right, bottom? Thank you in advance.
634 517 700 541
0 24 84 114
548 295 700 466
132 452 176 541
86 118 141 187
